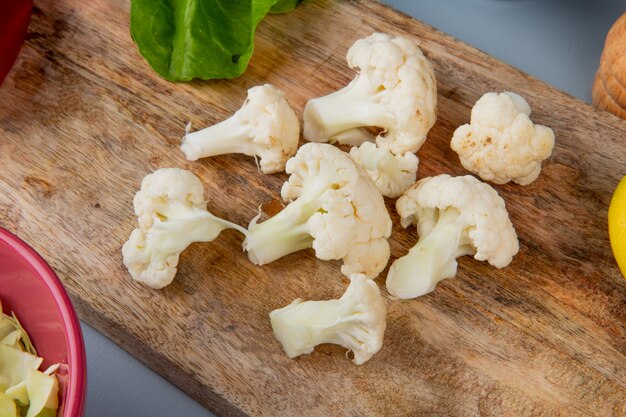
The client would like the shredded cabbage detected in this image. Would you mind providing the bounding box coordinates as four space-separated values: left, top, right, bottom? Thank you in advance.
0 299 59 417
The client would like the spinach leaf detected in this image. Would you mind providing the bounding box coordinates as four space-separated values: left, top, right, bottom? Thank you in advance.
130 0 285 81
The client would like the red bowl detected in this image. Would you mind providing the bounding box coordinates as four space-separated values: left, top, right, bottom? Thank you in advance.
0 0 33 85
0 228 86 417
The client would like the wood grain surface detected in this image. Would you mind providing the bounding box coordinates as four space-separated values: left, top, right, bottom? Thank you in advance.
1 1 625 416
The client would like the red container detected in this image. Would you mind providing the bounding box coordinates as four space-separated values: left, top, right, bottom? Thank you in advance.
0 0 33 85
0 228 86 417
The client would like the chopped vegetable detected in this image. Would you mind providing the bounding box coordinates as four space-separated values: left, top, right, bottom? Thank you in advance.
0 299 59 417
0 392 17 417
122 168 247 289
349 142 418 198
386 175 519 299
130 0 300 81
451 92 555 185
181 84 300 174
243 143 392 278
270 273 386 365
0 311 35 356
302 32 436 197
303 32 437 154
25 369 58 417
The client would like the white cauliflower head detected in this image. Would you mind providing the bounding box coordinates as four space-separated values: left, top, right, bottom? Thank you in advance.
243 143 392 278
451 92 555 185
349 141 418 198
387 174 519 299
181 84 300 174
270 273 387 365
122 168 246 289
303 32 437 155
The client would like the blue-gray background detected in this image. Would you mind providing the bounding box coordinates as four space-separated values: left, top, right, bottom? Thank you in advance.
83 1 625 416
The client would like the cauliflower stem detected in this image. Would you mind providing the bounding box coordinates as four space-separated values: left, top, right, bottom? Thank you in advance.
244 176 332 265
271 297 352 355
244 142 392 278
387 174 519 299
270 274 386 365
305 75 394 143
387 208 474 299
124 200 248 289
303 33 437 155
180 84 300 174
122 168 249 289
143 209 245 259
182 116 262 161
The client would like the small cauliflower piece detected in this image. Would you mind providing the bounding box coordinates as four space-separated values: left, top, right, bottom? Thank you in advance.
303 32 437 155
270 273 387 365
243 143 392 278
181 84 300 174
122 168 246 289
451 92 555 185
349 142 418 198
387 175 519 299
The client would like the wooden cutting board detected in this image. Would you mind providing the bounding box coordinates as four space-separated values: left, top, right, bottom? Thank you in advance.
1 1 625 416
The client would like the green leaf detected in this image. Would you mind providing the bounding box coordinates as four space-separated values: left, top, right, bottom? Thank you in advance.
130 0 281 81
270 0 302 14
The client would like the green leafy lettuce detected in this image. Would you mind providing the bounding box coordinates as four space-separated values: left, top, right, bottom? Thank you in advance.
130 0 301 81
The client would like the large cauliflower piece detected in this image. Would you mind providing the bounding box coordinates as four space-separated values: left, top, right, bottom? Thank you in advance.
181 84 300 174
386 174 519 299
270 273 387 365
122 168 246 289
451 92 555 185
243 143 392 278
303 32 437 155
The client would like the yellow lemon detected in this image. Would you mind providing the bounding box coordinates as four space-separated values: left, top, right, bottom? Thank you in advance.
608 176 626 278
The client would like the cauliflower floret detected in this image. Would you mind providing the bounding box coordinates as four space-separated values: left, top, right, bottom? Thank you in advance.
181 84 300 174
386 174 519 299
303 32 437 155
122 168 246 289
270 273 387 365
451 92 555 185
349 141 418 198
243 143 392 278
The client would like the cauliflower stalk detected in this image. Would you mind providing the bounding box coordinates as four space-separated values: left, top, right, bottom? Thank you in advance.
387 175 519 299
451 92 555 185
181 84 300 174
349 142 418 198
270 274 387 365
303 32 437 155
122 168 246 289
243 143 392 278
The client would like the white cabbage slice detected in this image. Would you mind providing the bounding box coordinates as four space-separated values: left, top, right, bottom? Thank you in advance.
0 300 59 417
0 391 18 417
25 369 59 417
